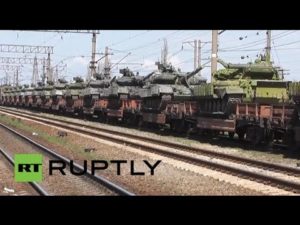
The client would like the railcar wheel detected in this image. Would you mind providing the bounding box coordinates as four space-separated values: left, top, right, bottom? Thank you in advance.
138 117 143 129
237 131 245 140
228 132 235 139
246 126 264 147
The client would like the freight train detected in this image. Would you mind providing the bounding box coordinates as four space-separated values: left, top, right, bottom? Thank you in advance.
1 55 300 149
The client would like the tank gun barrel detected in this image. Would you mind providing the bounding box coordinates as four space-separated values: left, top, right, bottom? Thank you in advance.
110 76 116 84
217 58 247 69
185 65 204 80
217 58 229 68
184 60 210 81
143 72 155 81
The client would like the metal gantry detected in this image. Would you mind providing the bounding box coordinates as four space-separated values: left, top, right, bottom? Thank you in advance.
0 56 47 86
0 44 53 54
0 65 21 86
32 30 100 78
0 64 21 71
0 56 45 65
0 43 54 86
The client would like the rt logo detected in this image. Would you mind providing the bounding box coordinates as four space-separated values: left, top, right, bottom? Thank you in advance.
14 154 43 182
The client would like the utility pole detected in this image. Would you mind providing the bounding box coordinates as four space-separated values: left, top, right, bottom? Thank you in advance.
103 46 111 77
198 40 201 75
90 32 97 77
28 30 100 79
266 30 271 63
7 72 10 85
161 39 168 65
198 40 201 67
16 68 19 87
42 58 46 85
193 40 198 70
13 71 15 86
182 40 198 69
183 40 210 72
54 66 59 83
46 53 52 83
88 46 113 81
32 56 39 86
211 30 218 82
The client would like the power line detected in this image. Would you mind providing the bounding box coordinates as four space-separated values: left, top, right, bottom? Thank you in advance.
221 30 297 51
120 31 181 52
108 30 152 47
124 31 211 64
272 40 281 66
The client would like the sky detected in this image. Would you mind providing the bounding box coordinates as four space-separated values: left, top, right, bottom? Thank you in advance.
0 30 300 85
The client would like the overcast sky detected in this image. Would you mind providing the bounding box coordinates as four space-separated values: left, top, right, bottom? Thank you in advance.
0 30 299 85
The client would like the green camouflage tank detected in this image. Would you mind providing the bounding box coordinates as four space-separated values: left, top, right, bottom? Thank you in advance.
193 55 289 104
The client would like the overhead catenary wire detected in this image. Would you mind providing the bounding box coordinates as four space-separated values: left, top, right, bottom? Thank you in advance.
221 30 297 51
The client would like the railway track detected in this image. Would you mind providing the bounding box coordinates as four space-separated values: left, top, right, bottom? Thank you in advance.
1 107 300 194
0 119 134 196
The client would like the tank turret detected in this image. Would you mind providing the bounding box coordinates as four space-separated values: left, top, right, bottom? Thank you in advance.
58 78 68 84
66 76 86 97
215 56 281 81
105 67 144 98
51 78 68 96
115 67 144 87
73 77 84 83
88 72 111 89
141 62 205 99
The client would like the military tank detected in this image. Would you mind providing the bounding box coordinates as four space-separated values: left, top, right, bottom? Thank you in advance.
102 67 145 123
139 61 204 129
40 81 54 110
0 86 6 105
14 86 24 107
18 85 27 107
24 84 34 108
65 77 86 115
10 87 19 106
7 87 14 106
192 54 296 145
51 78 68 112
32 82 44 109
1 86 13 106
288 82 300 148
194 55 289 114
83 72 111 117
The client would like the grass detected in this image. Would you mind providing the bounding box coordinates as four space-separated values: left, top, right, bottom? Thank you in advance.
0 113 111 161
